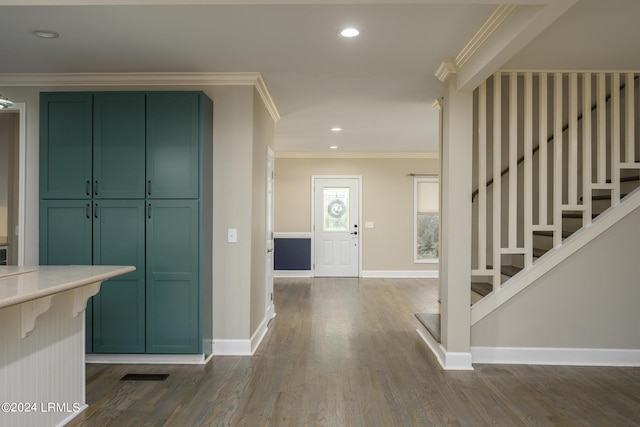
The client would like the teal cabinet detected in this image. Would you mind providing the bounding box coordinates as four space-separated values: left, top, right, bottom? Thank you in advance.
146 200 199 353
39 200 93 351
146 93 199 199
40 93 93 199
93 93 146 199
40 91 212 356
39 200 93 265
92 200 146 353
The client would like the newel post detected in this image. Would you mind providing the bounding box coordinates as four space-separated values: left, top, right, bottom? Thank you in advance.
437 66 474 369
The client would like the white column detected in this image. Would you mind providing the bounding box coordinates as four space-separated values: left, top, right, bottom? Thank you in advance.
439 73 473 369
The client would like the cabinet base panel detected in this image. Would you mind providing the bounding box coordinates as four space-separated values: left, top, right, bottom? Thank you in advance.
86 353 211 365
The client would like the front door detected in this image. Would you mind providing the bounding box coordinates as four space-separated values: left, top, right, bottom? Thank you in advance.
313 177 360 277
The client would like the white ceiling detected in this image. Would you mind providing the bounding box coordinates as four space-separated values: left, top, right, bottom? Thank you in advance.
1 1 639 154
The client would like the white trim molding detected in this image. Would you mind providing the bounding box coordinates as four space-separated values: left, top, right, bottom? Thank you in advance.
416 329 473 371
471 346 640 367
0 71 280 123
86 353 211 365
274 270 312 278
434 1 577 90
274 232 312 239
361 270 438 279
276 152 439 159
251 317 269 355
212 316 270 356
212 339 252 356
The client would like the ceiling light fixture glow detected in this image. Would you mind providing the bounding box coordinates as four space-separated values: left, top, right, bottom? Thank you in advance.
32 29 60 39
338 28 360 38
330 127 342 132
329 145 338 150
0 95 15 110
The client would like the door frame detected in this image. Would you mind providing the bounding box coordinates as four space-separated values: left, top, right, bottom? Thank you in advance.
0 102 26 265
265 146 275 320
311 175 362 278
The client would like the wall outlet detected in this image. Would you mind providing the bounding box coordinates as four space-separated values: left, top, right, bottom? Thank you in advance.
227 228 238 243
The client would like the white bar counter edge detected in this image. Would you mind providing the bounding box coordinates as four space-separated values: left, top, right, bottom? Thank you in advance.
0 265 134 427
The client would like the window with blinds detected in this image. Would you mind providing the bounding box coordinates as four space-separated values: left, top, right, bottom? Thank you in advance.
414 177 439 262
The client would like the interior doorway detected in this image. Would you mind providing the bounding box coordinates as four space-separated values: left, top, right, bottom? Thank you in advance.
0 103 26 266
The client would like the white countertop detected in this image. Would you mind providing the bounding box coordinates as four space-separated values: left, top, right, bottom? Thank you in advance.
0 265 135 309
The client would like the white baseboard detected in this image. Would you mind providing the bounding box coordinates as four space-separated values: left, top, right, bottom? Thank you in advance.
274 270 312 278
213 316 270 356
213 339 252 356
416 329 473 370
86 353 208 365
362 270 439 278
251 317 269 354
471 346 640 366
56 404 88 427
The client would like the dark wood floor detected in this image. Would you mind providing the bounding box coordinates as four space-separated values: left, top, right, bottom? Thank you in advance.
68 277 640 426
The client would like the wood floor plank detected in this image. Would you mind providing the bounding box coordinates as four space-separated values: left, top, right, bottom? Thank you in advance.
66 277 640 426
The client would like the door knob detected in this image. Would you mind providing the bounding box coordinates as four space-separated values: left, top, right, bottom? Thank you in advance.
350 231 358 235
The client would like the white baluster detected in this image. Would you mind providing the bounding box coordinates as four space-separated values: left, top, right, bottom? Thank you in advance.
478 81 487 272
538 73 548 226
524 72 533 267
612 73 621 205
493 72 502 290
509 72 518 250
582 73 593 228
553 72 563 247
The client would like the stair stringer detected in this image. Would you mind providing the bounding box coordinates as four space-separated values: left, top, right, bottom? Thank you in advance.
471 188 640 326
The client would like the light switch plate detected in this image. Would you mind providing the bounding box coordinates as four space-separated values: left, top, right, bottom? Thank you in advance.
228 228 238 243
365 221 374 229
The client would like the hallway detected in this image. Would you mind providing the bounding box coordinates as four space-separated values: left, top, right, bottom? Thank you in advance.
69 277 640 426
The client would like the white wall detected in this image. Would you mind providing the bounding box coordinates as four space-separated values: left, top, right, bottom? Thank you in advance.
472 205 640 349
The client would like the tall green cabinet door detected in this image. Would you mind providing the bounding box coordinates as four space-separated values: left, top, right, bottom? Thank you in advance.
146 93 199 199
40 93 93 199
146 199 199 353
93 93 146 199
92 200 146 353
39 199 94 351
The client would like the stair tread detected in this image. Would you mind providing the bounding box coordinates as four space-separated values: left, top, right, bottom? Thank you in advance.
415 313 440 343
533 248 547 258
486 264 522 277
471 281 492 297
533 230 573 238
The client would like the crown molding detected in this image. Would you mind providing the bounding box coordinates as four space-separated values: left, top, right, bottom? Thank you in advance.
0 71 280 122
432 98 443 111
275 152 438 159
435 5 517 83
455 4 517 69
435 60 457 83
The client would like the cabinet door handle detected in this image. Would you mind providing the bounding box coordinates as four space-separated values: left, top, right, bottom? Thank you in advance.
86 204 90 219
147 203 152 219
147 180 152 196
94 203 98 219
85 180 91 196
94 180 98 196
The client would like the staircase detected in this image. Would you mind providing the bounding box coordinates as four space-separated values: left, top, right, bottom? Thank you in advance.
470 71 640 318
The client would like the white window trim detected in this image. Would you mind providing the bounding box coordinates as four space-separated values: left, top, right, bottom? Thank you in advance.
414 176 439 264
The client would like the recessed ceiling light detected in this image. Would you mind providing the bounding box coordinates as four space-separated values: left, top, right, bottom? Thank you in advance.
329 145 338 150
330 127 342 132
338 28 360 38
32 29 60 39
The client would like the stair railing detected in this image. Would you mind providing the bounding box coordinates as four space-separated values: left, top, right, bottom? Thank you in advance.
472 71 640 295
